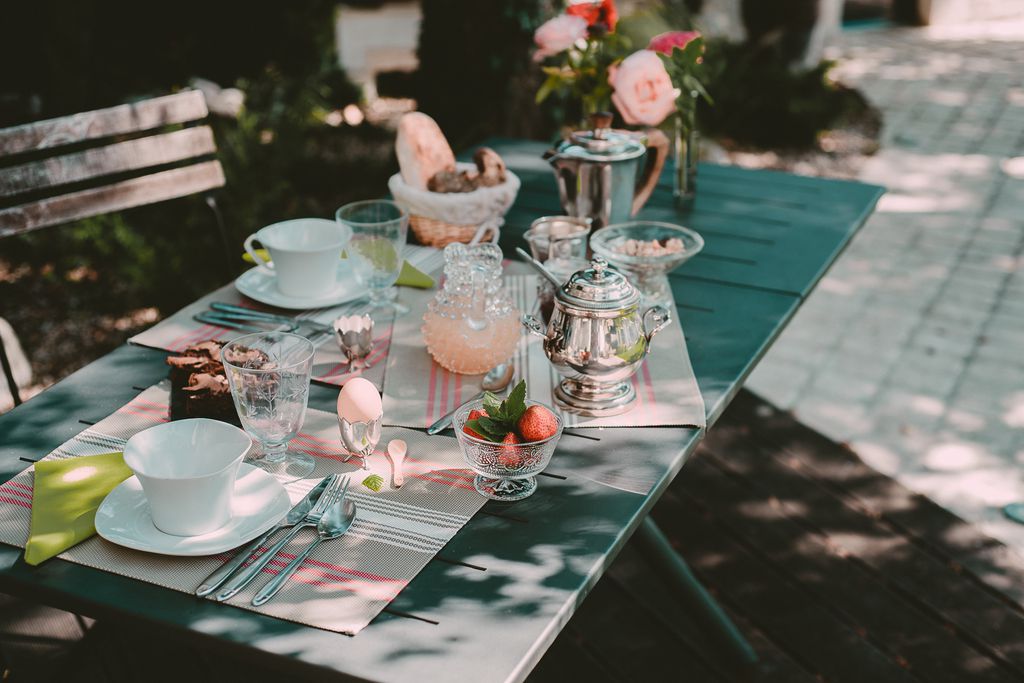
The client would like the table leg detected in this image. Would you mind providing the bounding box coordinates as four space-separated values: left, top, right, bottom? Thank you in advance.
635 516 759 665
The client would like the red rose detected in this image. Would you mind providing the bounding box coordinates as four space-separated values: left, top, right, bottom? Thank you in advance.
648 30 702 56
566 0 618 33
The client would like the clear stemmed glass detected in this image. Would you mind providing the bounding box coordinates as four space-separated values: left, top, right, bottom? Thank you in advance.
221 332 316 479
336 199 409 314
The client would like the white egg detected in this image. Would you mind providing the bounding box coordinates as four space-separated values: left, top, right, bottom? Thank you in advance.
337 377 383 423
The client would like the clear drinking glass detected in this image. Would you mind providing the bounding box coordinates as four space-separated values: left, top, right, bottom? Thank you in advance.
336 199 409 314
221 332 316 479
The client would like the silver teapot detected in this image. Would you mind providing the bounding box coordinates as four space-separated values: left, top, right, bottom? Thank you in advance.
544 112 669 230
522 256 671 416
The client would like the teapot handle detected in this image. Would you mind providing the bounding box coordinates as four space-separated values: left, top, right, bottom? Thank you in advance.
642 305 672 344
631 128 671 216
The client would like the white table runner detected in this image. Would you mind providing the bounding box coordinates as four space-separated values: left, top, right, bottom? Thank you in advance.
382 273 706 429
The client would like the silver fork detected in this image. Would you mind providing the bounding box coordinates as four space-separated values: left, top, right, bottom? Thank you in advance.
252 495 357 606
215 476 349 601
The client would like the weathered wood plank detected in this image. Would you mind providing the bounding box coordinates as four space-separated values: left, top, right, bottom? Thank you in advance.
678 454 1023 682
566 577 726 683
651 492 917 683
710 393 1024 666
0 160 225 237
0 126 217 198
607 544 820 683
0 91 209 157
725 395 1024 606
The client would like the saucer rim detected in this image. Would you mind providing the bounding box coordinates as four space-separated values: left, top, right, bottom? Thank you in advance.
234 260 361 310
95 463 290 557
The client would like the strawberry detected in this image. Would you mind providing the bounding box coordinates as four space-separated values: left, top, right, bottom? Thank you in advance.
517 405 558 442
463 408 489 440
498 432 523 469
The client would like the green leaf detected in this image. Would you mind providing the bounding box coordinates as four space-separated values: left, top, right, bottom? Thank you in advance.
535 74 561 104
362 474 385 492
476 416 511 442
503 380 528 424
467 418 505 442
482 392 503 417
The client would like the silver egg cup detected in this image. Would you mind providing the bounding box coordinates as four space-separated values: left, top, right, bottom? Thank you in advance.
338 414 382 469
333 314 375 369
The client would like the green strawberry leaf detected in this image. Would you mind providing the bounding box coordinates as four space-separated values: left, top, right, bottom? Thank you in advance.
482 392 503 418
466 418 503 442
503 380 528 424
362 474 385 492
476 416 513 442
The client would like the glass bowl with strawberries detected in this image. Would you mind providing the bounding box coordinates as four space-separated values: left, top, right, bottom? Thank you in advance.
453 380 563 501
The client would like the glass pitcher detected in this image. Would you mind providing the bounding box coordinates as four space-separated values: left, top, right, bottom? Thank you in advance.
422 243 521 375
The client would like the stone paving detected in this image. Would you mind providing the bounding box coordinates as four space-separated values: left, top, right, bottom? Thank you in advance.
747 20 1024 550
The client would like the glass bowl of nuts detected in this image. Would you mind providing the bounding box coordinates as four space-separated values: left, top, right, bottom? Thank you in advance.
590 221 704 306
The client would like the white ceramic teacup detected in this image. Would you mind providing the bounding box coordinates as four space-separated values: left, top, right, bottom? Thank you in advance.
243 218 352 298
123 419 252 537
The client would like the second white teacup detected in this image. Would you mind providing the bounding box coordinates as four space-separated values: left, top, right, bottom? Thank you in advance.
243 218 352 298
123 419 252 537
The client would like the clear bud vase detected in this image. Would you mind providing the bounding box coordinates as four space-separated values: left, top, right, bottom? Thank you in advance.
673 112 699 210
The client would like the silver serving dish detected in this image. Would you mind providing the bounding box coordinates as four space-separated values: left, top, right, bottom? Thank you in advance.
522 256 671 416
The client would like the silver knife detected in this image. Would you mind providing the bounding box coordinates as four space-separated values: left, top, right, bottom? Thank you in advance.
195 475 337 597
209 302 333 333
214 474 344 601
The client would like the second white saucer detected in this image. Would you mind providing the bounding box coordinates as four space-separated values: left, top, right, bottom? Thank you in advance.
95 463 290 556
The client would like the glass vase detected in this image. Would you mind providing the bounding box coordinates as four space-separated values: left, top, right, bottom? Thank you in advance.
673 116 699 210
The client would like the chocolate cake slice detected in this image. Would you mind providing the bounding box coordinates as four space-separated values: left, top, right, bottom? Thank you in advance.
167 340 240 425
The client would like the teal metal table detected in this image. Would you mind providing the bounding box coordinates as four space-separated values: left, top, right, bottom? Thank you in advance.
0 139 883 682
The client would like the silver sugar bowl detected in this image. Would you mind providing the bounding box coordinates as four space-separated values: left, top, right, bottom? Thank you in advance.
522 256 671 416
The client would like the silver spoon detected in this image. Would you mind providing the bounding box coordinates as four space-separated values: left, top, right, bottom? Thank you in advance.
387 439 407 488
426 364 515 435
252 497 358 607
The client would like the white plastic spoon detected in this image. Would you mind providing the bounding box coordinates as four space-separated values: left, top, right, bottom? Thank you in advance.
387 439 407 489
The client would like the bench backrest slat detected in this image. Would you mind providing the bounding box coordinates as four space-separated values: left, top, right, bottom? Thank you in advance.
0 90 224 235
0 161 225 238
0 91 210 156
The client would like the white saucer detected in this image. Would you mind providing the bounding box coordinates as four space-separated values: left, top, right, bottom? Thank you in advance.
234 260 361 310
95 464 290 557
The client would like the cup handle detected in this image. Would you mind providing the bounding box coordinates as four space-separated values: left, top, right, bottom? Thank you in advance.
632 127 671 216
243 234 274 275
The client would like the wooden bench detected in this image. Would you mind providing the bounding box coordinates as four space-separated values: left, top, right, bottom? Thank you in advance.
0 90 228 406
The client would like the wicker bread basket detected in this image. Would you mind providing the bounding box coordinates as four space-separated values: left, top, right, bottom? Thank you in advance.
388 163 521 248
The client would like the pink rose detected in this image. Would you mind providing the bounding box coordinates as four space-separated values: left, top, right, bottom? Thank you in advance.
608 50 680 127
533 15 588 62
648 30 701 56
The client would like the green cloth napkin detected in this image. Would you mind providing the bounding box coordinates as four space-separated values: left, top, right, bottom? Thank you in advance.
242 249 434 289
25 452 132 566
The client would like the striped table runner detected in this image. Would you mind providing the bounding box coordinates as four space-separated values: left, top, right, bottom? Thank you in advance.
0 381 486 635
129 245 445 389
382 272 706 429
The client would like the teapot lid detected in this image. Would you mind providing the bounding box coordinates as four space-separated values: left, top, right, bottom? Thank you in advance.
559 256 639 310
559 112 646 163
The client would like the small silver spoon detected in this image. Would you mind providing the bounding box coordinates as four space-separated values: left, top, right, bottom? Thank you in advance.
426 364 515 435
387 439 407 488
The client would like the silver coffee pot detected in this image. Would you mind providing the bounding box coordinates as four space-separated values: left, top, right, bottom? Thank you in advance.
522 256 671 416
544 112 669 230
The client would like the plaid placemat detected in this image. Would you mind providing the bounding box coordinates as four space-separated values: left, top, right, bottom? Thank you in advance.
0 381 486 635
382 273 706 429
128 245 445 389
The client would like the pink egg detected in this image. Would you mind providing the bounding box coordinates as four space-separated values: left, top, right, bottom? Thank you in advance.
337 377 382 423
